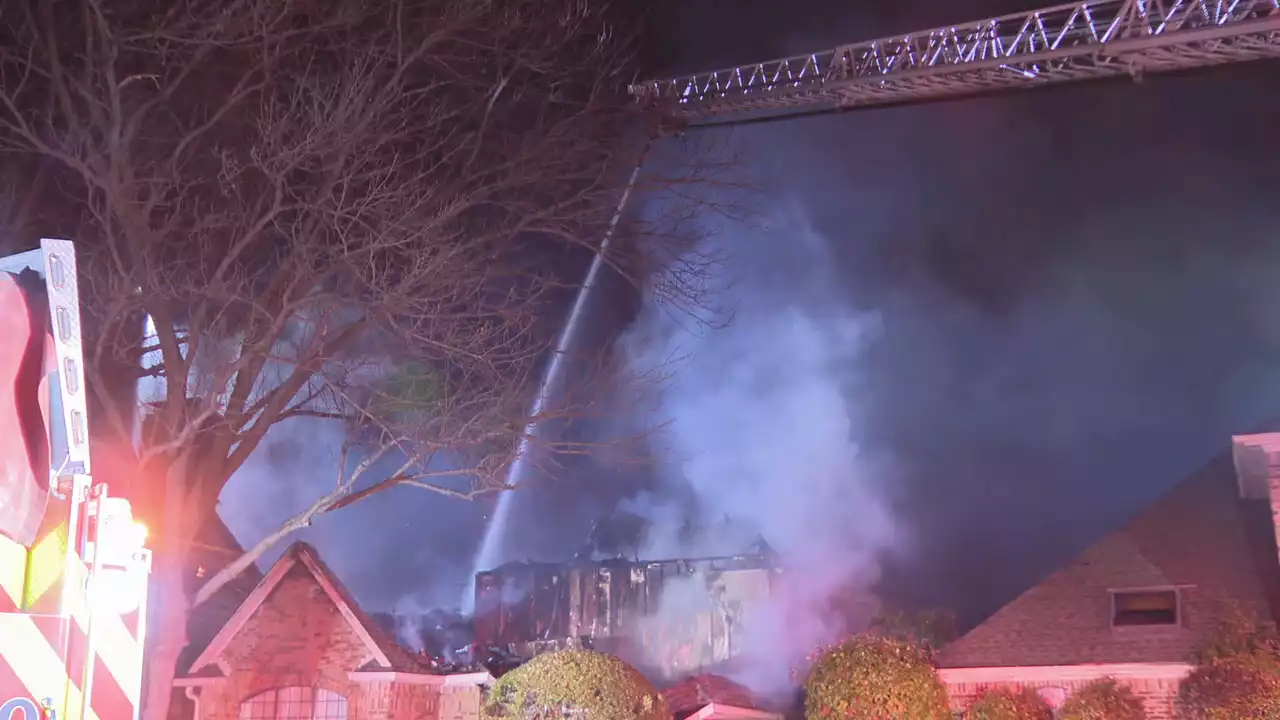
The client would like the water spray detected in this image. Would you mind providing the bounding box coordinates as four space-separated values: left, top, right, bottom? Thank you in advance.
467 146 652 604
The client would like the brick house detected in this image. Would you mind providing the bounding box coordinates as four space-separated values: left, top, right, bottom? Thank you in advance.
935 432 1280 718
173 541 491 720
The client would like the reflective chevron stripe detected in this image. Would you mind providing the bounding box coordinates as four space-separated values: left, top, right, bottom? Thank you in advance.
61 555 143 707
1 533 143 720
0 608 136 720
23 523 67 611
0 520 63 614
61 618 134 720
0 614 101 720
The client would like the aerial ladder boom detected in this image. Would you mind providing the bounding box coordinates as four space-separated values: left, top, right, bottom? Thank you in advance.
631 0 1280 124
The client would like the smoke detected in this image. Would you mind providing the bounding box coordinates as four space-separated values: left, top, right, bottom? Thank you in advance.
617 201 903 692
221 411 490 613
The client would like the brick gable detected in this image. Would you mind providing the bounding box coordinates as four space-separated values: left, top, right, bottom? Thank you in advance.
173 543 466 720
938 452 1280 668
176 547 382 720
222 564 373 680
182 542 427 676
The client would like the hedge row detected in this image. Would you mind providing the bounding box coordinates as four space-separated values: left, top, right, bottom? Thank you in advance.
804 636 1153 720
476 629 1280 720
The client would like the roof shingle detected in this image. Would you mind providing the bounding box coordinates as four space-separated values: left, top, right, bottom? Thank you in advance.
937 451 1280 668
663 674 761 718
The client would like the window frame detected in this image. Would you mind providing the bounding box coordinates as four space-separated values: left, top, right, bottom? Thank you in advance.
1109 586 1181 628
238 686 349 720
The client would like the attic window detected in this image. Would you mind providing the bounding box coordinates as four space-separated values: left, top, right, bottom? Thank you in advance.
1112 589 1179 627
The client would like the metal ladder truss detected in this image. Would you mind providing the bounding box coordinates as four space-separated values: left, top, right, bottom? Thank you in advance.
631 0 1280 122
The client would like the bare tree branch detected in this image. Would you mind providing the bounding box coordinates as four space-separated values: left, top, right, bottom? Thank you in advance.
0 0 741 716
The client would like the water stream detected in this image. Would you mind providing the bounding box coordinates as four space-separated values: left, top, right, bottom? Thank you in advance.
466 156 648 607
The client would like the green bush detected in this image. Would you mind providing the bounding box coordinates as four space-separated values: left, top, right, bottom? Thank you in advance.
1060 678 1146 720
1195 606 1280 665
1176 653 1280 720
1176 609 1280 719
963 686 1052 720
482 649 666 720
804 635 951 720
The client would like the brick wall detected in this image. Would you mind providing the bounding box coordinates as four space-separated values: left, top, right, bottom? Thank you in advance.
939 665 1190 720
388 682 439 720
945 677 1178 719
189 565 437 720
438 684 483 720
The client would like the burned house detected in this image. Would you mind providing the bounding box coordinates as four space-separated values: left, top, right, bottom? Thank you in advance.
473 553 779 679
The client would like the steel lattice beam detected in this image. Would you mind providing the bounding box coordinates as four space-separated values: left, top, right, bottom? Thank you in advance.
632 0 1280 123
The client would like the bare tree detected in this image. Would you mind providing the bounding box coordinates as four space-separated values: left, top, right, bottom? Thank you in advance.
0 0 731 717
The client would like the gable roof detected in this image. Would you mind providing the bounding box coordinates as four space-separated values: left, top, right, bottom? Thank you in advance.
937 450 1280 669
184 541 428 675
178 513 264 672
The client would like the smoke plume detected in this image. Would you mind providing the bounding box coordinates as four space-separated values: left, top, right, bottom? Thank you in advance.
617 201 903 692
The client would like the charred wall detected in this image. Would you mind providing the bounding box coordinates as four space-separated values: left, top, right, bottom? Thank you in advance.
474 554 778 678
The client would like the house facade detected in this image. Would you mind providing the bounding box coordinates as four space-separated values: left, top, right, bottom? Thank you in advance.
171 540 771 720
173 542 491 720
935 432 1280 718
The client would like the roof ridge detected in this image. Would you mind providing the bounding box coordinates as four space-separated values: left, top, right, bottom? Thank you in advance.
182 541 429 675
291 543 429 672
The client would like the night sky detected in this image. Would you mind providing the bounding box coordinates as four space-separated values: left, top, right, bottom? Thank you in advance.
219 0 1280 652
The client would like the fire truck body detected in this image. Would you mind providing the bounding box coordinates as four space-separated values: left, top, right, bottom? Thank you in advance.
0 240 150 720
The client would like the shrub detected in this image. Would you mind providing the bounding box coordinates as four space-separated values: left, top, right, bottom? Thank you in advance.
482 649 666 720
1060 678 1146 720
1195 606 1280 665
804 635 951 720
964 686 1052 720
1176 652 1280 720
1177 608 1280 719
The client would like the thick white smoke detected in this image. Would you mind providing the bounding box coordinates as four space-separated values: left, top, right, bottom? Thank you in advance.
618 203 903 693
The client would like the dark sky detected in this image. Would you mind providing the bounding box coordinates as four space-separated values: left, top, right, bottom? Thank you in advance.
220 0 1280 647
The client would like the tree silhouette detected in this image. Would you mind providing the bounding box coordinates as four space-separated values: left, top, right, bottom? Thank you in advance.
0 0 733 716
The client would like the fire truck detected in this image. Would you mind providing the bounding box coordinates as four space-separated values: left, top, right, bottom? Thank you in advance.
0 239 151 720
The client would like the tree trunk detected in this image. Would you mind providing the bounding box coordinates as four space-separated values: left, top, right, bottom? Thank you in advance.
142 561 191 720
140 451 195 720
